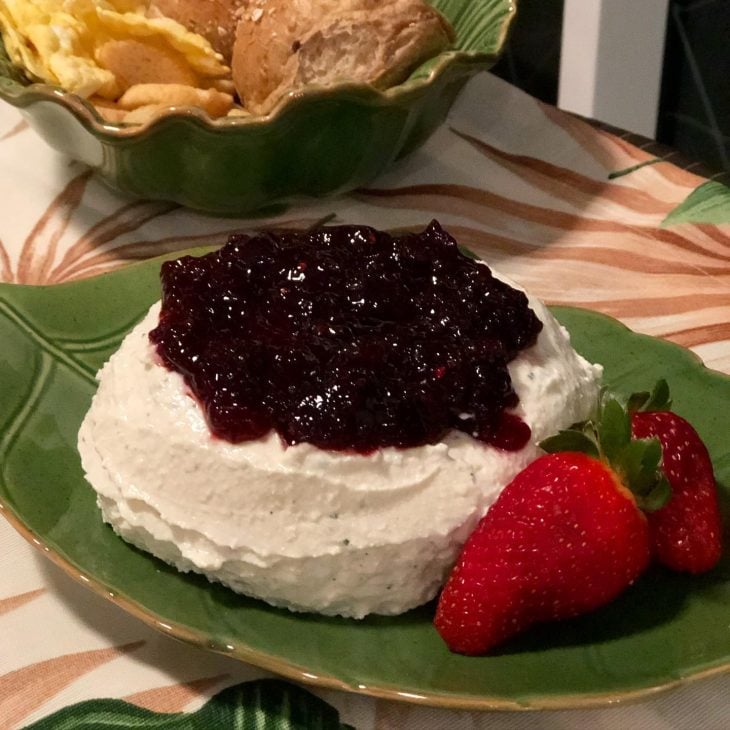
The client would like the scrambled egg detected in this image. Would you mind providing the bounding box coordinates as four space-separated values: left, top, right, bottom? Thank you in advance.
0 0 227 98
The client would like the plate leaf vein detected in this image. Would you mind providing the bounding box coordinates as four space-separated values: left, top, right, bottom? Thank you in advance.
0 352 53 481
0 297 95 385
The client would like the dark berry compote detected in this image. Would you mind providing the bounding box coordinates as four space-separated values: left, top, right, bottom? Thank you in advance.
149 221 543 453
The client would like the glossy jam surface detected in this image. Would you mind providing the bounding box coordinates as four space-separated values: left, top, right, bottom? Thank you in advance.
150 222 543 452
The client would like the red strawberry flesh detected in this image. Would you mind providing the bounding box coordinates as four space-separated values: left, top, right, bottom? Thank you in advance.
434 452 650 655
631 411 722 573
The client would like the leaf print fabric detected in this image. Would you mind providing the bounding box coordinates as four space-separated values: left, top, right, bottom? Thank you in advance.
0 70 729 730
24 680 354 730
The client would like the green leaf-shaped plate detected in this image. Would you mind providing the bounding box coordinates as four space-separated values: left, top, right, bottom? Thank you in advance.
1 255 729 711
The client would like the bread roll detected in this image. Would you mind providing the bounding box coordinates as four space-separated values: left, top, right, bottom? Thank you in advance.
232 0 455 115
149 0 245 61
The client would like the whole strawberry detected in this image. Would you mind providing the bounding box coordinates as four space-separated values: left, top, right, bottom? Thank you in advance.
435 389 676 655
435 451 650 656
629 381 722 573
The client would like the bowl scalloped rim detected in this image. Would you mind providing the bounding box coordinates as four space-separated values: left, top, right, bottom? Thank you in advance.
0 2 517 139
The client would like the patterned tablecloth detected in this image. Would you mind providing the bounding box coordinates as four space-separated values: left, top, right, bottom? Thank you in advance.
1 73 730 729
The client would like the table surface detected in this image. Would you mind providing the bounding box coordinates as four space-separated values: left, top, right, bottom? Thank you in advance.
1 73 729 730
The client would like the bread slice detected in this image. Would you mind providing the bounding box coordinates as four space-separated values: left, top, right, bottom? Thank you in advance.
149 0 245 61
232 0 455 115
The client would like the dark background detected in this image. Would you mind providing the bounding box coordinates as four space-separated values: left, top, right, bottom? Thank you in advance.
490 0 730 173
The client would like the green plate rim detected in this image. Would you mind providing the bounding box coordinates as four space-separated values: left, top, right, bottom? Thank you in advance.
3 494 730 713
1 251 729 711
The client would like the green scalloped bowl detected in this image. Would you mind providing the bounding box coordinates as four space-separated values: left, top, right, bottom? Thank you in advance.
0 0 515 215
1 251 729 711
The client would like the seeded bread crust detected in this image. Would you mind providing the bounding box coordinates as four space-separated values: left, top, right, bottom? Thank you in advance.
231 0 454 115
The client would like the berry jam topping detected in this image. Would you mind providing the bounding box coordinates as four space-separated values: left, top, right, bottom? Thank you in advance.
149 221 543 453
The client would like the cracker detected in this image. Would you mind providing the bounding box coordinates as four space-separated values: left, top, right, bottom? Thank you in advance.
210 78 236 95
118 83 234 118
96 39 200 92
226 106 250 118
122 104 172 125
90 97 127 124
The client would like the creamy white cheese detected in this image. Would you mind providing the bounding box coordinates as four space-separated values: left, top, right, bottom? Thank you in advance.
78 282 602 619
